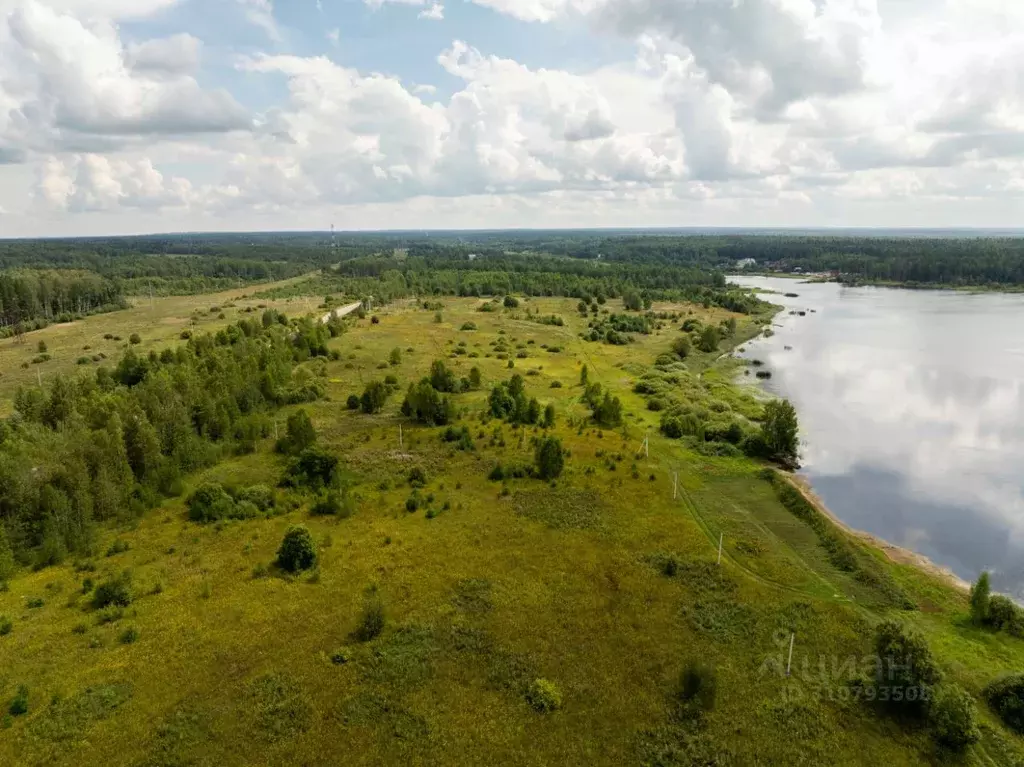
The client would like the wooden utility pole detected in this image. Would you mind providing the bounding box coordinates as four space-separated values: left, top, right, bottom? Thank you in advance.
673 472 678 500
717 533 723 565
786 633 795 677
399 424 404 451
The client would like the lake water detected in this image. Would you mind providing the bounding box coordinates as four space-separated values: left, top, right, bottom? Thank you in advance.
731 276 1024 598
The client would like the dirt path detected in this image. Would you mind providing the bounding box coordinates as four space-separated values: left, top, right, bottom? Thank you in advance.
320 301 363 324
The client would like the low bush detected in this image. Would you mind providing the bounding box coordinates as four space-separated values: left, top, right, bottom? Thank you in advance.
869 620 940 714
9 685 29 716
186 483 238 523
526 679 562 712
984 673 1024 734
92 572 133 609
673 661 717 720
353 590 385 642
929 684 980 751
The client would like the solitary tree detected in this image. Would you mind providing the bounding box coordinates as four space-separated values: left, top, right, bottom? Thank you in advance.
469 367 482 390
761 399 799 463
277 525 317 573
970 571 992 625
389 347 402 366
671 336 691 359
580 364 589 387
535 436 565 480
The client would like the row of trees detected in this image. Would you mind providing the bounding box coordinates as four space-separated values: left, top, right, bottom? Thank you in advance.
0 315 335 569
330 253 761 314
0 270 126 336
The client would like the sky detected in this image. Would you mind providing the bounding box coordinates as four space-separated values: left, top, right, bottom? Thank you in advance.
0 0 1022 237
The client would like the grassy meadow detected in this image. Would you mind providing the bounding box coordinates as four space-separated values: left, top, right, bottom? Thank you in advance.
1 294 1023 766
0 275 324 415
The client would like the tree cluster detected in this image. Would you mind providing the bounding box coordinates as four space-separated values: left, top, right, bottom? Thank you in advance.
0 316 331 567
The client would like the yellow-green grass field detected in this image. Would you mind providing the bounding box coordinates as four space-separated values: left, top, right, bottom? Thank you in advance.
1 295 1022 766
0 275 325 415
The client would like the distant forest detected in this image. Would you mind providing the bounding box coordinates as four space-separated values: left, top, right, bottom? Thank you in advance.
2 233 1024 325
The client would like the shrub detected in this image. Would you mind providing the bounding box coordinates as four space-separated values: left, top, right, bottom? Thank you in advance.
671 336 691 359
119 626 140 644
984 673 1024 734
277 526 318 573
353 590 385 642
9 685 28 716
871 620 940 712
281 447 339 490
408 467 427 487
986 594 1024 636
0 615 12 636
92 572 133 609
346 394 360 410
460 322 478 331
674 661 717 719
129 333 142 345
105 539 130 557
405 492 421 513
698 326 719 353
929 684 980 750
237 485 275 512
526 679 562 712
187 483 237 523
312 491 352 517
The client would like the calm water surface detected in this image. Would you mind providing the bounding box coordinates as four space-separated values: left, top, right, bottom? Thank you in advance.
731 276 1024 597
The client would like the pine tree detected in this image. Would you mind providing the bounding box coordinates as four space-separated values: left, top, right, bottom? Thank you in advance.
970 571 991 625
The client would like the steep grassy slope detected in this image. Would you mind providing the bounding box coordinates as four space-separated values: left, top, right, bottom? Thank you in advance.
1 296 1022 766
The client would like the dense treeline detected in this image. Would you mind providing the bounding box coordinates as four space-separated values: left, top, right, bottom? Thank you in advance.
320 253 760 313
0 270 127 337
755 238 1024 286
7 232 1024 297
0 312 335 567
0 234 366 296
402 235 1024 286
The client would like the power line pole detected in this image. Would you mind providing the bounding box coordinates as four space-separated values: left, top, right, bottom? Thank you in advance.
717 533 724 565
673 472 678 500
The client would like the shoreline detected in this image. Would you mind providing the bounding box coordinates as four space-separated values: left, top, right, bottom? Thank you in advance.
783 472 970 594
727 287 972 596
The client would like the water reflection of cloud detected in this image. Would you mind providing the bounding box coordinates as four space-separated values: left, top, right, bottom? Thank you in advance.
734 277 1024 593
